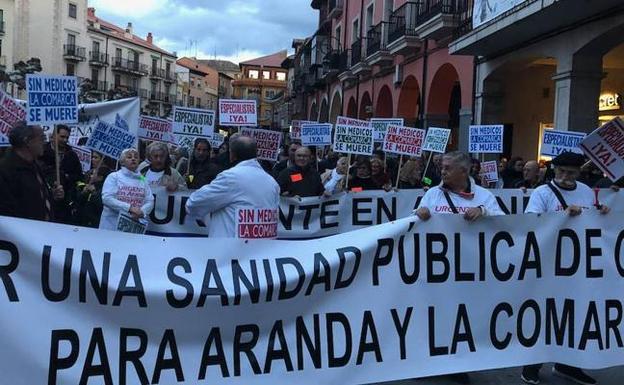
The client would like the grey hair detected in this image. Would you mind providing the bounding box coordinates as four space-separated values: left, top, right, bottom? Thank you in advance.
443 151 472 172
119 148 139 165
146 141 169 159
230 133 257 161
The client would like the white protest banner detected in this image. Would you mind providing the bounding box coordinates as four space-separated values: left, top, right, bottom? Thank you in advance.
172 106 215 148
138 115 174 143
144 187 624 239
370 118 404 142
41 98 141 147
580 117 624 181
2 211 624 385
383 125 425 157
209 132 225 149
0 90 27 147
333 116 373 155
219 99 257 126
301 123 332 146
290 120 314 141
26 74 78 125
469 125 504 153
85 120 137 160
422 127 451 153
480 160 499 183
73 146 92 174
473 0 526 28
541 129 586 157
240 127 281 161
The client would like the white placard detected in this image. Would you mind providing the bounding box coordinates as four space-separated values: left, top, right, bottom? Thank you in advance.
219 99 257 126
469 125 504 153
333 116 373 155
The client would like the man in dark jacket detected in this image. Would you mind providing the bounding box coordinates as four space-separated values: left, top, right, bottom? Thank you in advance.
187 139 222 189
0 122 65 221
39 124 83 223
273 142 301 179
278 146 324 197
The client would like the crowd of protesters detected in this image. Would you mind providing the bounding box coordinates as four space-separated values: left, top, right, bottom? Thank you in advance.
0 121 622 232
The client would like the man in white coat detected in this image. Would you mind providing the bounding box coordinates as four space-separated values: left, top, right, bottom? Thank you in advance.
521 152 609 385
414 151 504 221
186 134 280 239
413 150 503 385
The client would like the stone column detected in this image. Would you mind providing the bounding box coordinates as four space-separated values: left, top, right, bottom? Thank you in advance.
552 55 603 133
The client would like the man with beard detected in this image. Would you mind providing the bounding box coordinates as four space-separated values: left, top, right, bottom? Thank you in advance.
39 124 83 222
277 146 324 197
273 142 301 179
187 139 221 189
521 152 609 385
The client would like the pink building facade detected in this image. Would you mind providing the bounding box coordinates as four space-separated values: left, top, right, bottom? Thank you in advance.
291 0 475 150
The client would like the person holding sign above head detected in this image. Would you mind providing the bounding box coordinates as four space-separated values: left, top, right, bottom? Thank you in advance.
99 148 154 231
321 156 348 196
277 146 324 198
139 142 187 192
186 134 279 239
0 121 65 221
521 152 609 385
414 151 504 222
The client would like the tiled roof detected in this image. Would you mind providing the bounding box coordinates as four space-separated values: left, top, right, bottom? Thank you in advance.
239 50 288 68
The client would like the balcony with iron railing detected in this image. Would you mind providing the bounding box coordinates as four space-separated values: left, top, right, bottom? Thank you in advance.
164 71 176 83
351 39 363 67
351 39 372 75
150 67 165 79
366 22 393 66
89 51 108 66
63 44 86 61
387 1 423 54
415 0 468 41
150 91 166 101
111 57 149 76
328 0 343 19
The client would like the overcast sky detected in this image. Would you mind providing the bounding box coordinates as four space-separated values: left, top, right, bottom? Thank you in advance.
89 0 318 63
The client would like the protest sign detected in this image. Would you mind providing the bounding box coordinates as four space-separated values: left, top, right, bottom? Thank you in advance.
138 115 174 143
2 211 624 385
209 132 225 149
541 129 586 157
469 125 504 153
85 120 137 160
422 127 451 153
73 146 92 174
240 127 281 161
219 99 257 126
172 106 215 148
580 117 624 181
301 123 332 146
333 116 373 155
26 74 78 125
290 120 314 141
0 90 27 147
480 160 499 183
145 187 624 239
40 98 140 147
116 214 147 234
383 124 425 156
370 118 404 142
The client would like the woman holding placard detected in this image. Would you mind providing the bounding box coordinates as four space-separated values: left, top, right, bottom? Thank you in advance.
99 148 154 232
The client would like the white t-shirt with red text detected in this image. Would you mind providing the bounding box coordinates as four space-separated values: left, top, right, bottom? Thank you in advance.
417 181 504 216
525 181 595 214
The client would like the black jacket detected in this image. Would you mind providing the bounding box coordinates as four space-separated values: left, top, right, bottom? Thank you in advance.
187 158 222 189
39 143 84 192
278 165 324 197
0 149 58 221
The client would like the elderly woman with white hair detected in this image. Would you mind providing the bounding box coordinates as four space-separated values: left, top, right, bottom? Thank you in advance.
139 141 187 192
99 148 154 231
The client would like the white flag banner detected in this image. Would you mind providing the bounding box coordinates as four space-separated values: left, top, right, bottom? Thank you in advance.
144 188 624 239
41 98 141 148
0 212 623 384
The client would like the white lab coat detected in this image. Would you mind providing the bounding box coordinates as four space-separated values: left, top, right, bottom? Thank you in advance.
99 167 154 230
186 159 280 238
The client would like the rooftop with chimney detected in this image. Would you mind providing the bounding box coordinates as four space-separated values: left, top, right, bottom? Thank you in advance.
87 7 176 57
